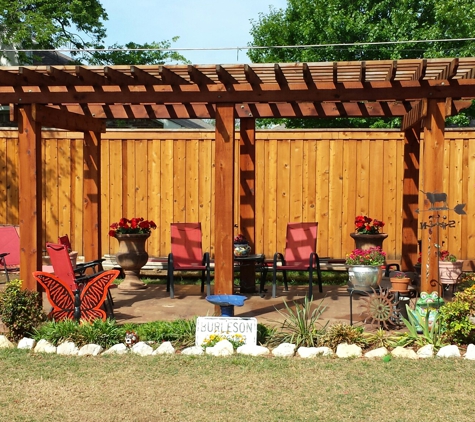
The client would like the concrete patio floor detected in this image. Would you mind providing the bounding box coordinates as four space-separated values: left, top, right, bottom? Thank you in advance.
109 282 416 330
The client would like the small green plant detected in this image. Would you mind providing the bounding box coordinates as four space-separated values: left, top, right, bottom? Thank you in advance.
318 322 367 351
201 333 246 349
270 296 327 348
0 279 46 341
362 327 403 349
398 305 446 349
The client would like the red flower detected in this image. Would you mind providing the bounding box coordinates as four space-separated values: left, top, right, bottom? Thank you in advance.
354 215 385 234
109 217 157 237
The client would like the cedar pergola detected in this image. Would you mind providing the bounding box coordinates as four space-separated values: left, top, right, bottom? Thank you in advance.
2 57 475 295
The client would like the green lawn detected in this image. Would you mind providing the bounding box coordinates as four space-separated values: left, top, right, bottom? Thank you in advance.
0 349 473 422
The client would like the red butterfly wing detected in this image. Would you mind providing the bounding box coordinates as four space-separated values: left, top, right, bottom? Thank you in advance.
79 270 119 322
32 272 75 321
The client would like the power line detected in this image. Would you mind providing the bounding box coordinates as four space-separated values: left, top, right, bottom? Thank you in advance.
2 37 475 54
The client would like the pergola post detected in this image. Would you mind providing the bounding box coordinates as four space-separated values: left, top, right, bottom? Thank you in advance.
420 99 446 294
401 127 420 271
239 118 256 292
214 104 235 298
17 105 42 289
83 131 102 263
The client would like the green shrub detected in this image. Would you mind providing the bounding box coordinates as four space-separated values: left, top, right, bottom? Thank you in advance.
318 322 366 351
0 279 46 341
33 319 125 348
398 306 446 349
438 301 474 345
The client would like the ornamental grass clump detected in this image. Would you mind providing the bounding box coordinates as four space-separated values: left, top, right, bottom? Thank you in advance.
345 246 386 266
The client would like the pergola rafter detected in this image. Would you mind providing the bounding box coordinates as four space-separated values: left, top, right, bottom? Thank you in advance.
3 57 475 295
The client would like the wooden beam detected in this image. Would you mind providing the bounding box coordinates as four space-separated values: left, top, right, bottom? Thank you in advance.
401 99 427 131
18 67 52 85
401 127 420 271
83 131 101 264
188 65 214 86
46 66 80 85
216 65 239 87
3 79 475 105
18 105 42 290
244 64 262 86
76 66 108 86
130 66 162 85
29 104 106 132
104 66 136 85
158 66 190 85
214 103 235 300
420 99 447 295
239 118 257 293
0 68 21 85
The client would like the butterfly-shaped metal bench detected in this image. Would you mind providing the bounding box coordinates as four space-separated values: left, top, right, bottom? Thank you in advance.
33 269 119 322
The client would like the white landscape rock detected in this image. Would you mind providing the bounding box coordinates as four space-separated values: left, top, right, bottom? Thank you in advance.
237 344 269 356
57 341 79 356
391 346 418 360
437 345 460 358
464 344 475 360
102 343 128 355
131 341 154 356
364 347 389 359
17 337 36 350
0 335 15 349
181 346 204 356
206 339 234 356
272 343 296 357
336 343 362 359
152 341 175 355
297 346 333 358
417 344 434 359
34 339 57 354
78 344 104 356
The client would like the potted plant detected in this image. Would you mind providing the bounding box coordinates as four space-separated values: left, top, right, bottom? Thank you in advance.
346 246 386 292
439 250 463 286
233 233 251 257
350 215 388 250
109 217 157 290
390 271 411 293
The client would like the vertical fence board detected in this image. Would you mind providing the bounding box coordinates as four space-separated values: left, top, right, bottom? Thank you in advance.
2 128 475 262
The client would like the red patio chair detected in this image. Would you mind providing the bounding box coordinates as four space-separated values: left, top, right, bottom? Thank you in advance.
58 234 105 274
167 223 211 299
45 242 115 318
270 222 322 298
0 225 20 282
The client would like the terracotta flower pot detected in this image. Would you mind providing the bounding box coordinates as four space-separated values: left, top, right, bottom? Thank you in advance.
390 277 411 293
115 233 150 290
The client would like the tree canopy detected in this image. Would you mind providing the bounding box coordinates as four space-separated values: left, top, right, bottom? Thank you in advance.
0 0 108 63
0 0 187 65
248 0 475 127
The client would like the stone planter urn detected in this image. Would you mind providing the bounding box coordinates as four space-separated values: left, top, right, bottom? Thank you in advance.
347 265 383 292
350 233 388 250
115 233 150 290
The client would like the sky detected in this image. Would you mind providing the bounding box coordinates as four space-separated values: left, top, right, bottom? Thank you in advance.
99 0 288 65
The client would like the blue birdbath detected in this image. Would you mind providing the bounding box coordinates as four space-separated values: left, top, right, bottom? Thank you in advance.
206 294 248 317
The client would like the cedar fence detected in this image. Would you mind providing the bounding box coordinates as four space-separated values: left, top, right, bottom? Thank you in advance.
1 128 475 262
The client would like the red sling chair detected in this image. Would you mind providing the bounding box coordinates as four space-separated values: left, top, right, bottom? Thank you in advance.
270 222 323 298
167 223 211 299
